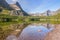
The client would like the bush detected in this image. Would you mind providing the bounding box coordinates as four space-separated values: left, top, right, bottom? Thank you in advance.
0 7 3 12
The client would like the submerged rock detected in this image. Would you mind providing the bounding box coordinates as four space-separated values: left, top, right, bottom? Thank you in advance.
6 35 18 40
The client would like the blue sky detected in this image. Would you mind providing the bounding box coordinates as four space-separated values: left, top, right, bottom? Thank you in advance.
6 0 60 13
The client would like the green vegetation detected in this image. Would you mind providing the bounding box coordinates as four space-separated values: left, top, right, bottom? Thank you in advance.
0 26 13 40
0 13 60 25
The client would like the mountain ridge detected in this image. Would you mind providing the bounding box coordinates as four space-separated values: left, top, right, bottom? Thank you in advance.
29 9 60 16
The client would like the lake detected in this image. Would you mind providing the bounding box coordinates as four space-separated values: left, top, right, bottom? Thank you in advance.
6 23 54 40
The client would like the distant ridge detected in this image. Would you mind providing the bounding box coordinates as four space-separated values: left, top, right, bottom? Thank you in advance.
29 9 60 16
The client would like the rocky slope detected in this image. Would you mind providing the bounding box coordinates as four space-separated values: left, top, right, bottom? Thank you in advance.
9 2 29 16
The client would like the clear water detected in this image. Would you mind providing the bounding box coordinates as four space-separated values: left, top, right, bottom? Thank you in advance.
6 24 54 40
18 25 54 40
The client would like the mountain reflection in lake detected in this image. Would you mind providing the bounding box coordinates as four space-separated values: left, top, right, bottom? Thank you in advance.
18 24 54 40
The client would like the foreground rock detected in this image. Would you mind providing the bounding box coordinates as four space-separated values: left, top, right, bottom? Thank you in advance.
45 24 60 40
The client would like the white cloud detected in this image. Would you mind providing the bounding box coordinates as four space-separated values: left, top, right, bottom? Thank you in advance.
12 0 16 1
12 0 18 2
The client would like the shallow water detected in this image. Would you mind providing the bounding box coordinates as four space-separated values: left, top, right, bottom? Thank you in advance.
18 24 54 40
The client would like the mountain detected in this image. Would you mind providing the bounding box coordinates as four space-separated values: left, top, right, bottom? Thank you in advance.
29 10 53 16
29 9 60 16
0 0 29 16
41 10 54 16
55 9 60 14
9 2 29 16
42 9 60 16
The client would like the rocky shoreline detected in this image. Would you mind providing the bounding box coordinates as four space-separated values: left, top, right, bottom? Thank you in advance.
45 24 60 40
